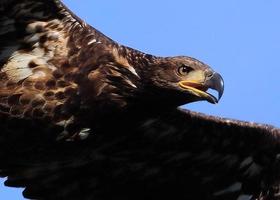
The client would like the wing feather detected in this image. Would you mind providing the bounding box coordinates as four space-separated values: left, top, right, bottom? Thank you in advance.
0 0 84 122
0 1 279 200
0 109 279 200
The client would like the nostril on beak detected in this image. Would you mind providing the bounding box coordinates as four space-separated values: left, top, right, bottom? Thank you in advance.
205 70 214 79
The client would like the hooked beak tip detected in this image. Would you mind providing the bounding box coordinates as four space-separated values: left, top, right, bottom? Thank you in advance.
206 72 224 102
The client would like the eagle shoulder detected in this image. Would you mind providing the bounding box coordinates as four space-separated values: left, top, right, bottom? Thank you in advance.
0 0 114 122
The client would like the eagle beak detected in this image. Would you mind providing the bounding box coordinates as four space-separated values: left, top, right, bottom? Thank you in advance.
178 72 224 104
205 72 224 102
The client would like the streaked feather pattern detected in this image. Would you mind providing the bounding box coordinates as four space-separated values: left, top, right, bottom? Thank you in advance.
0 1 279 200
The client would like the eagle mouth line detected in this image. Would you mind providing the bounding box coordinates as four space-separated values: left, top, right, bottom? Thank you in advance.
178 81 218 104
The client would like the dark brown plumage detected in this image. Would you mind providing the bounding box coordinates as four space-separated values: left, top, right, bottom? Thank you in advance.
0 1 279 200
0 0 224 141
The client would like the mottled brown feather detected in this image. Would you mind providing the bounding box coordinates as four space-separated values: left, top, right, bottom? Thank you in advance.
0 1 279 200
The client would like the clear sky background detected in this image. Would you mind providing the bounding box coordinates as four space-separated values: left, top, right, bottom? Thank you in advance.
1 0 280 199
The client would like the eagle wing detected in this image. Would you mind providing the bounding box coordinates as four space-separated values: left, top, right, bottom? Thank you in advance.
1 109 280 200
1 1 280 200
0 0 114 123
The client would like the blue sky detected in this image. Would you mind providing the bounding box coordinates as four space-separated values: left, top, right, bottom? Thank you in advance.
1 0 280 199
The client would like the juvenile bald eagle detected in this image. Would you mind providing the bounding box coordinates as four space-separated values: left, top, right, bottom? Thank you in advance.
0 1 279 200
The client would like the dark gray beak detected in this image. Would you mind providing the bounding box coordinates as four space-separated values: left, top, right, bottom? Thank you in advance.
205 72 224 103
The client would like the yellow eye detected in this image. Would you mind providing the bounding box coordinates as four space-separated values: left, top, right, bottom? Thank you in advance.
178 65 193 76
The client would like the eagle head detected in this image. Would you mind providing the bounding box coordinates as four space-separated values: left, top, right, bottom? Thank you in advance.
137 56 224 106
86 48 224 109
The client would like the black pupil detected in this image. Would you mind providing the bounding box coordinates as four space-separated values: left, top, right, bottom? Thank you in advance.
180 65 192 74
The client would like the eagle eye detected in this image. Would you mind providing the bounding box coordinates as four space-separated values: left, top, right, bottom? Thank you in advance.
177 65 193 76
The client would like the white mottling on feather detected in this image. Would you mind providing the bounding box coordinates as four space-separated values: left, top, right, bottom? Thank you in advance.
87 38 102 46
24 34 41 44
112 48 140 77
2 44 51 82
26 21 47 33
78 128 91 140
225 119 232 124
31 58 47 66
56 116 75 127
48 32 60 41
31 47 45 57
127 66 139 77
125 79 137 88
2 53 35 81
30 71 46 79
88 39 97 45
